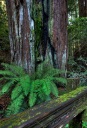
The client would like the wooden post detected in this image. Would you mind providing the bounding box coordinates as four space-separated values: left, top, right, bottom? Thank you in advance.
69 111 84 128
67 78 80 92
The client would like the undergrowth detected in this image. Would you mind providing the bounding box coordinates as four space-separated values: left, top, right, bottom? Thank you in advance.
0 61 67 116
68 56 87 86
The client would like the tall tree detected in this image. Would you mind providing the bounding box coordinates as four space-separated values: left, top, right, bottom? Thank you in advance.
6 0 35 73
0 0 10 65
79 0 87 17
78 0 87 58
6 0 68 72
52 0 68 70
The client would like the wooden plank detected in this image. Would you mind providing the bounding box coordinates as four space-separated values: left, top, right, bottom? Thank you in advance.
0 87 87 128
67 78 80 91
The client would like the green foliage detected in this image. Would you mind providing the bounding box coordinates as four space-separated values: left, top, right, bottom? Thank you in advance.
68 56 87 85
68 17 87 42
82 121 87 128
32 2 43 58
0 2 10 64
0 62 67 116
0 2 9 51
68 17 87 58
64 121 87 128
64 124 69 128
68 0 78 17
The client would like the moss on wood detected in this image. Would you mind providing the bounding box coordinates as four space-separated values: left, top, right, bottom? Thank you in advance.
0 86 87 128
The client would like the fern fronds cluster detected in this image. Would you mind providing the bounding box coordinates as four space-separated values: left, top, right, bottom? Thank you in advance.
0 62 67 116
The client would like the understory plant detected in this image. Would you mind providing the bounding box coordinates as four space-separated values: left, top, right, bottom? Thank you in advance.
68 56 87 85
82 121 87 128
0 62 67 116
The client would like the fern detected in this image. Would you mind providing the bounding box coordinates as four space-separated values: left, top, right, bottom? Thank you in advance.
41 79 51 96
20 75 31 96
0 70 14 76
29 92 37 107
0 63 29 116
50 82 58 97
1 63 25 76
11 85 22 100
0 62 67 117
6 94 24 116
38 89 46 101
53 77 67 84
35 61 64 79
1 80 15 95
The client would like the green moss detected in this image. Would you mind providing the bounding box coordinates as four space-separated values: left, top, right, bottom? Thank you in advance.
32 2 43 59
0 86 87 128
82 109 87 122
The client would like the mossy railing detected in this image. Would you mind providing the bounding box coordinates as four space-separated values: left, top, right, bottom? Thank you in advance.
0 87 87 128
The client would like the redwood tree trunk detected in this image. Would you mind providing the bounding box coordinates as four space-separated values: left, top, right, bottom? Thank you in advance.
52 0 68 70
6 0 35 73
79 0 87 17
6 0 68 72
78 0 87 59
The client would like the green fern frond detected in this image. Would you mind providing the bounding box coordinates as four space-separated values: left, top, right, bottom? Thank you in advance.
0 70 14 76
1 63 25 76
6 94 24 116
35 61 50 79
53 77 67 84
45 95 51 101
31 79 42 92
0 77 5 81
1 80 15 95
20 75 31 96
11 85 22 100
29 91 37 107
43 68 65 78
35 61 65 79
2 76 19 81
51 82 58 97
41 79 51 96
43 76 53 81
13 94 24 113
38 90 46 101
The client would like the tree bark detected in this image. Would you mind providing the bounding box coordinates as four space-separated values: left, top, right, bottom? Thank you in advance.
78 0 87 60
6 0 35 74
52 0 68 70
41 0 53 64
79 0 87 17
33 0 54 66
6 0 68 72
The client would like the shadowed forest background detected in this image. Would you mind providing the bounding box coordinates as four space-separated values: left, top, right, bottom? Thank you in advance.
0 0 87 127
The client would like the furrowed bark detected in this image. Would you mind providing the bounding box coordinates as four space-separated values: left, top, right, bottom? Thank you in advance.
52 0 68 71
6 0 35 73
79 0 87 17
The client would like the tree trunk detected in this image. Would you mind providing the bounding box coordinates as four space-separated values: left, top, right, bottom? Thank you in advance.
6 0 35 74
79 0 87 17
78 0 87 59
33 0 54 66
41 0 53 64
6 0 68 72
52 0 68 70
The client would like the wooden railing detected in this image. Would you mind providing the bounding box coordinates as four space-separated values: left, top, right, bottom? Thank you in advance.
0 87 87 128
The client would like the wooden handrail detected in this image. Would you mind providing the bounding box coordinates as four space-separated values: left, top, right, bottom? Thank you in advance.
0 87 87 128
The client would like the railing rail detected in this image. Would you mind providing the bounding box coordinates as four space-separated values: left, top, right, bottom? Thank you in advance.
0 87 87 128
